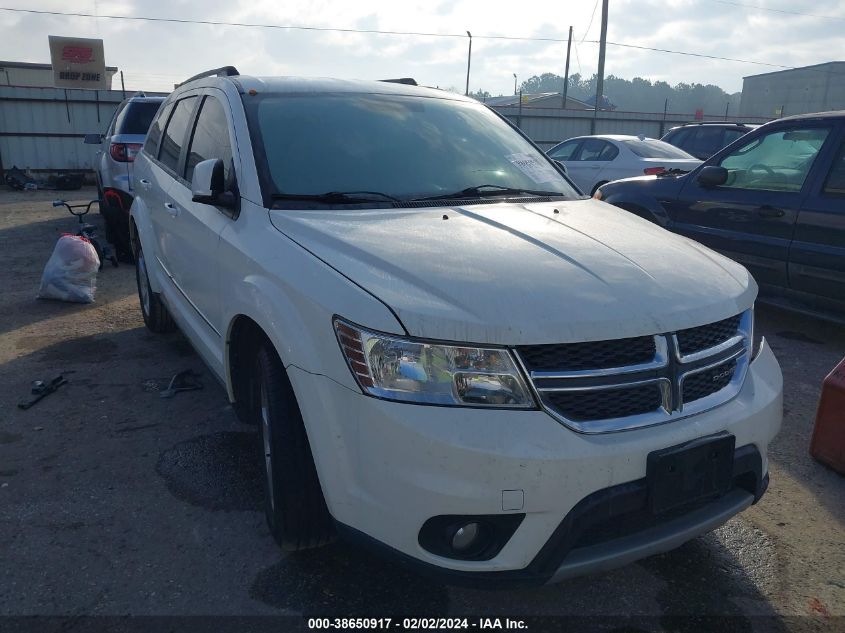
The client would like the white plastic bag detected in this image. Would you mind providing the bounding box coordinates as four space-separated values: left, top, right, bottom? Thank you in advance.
37 234 99 303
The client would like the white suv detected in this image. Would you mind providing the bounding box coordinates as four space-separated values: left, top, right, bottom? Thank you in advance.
130 67 783 586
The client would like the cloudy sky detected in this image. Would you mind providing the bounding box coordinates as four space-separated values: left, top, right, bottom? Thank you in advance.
1 0 843 95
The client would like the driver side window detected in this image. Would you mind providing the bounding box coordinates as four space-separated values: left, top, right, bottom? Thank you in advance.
548 140 580 162
184 95 234 187
718 127 830 192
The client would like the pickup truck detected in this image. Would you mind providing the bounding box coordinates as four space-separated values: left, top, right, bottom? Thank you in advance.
129 68 783 586
596 111 845 316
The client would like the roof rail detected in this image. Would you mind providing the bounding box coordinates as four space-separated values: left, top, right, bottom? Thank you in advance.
684 121 749 126
177 66 240 88
379 78 418 86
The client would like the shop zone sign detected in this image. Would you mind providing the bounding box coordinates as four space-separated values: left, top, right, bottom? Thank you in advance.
49 36 108 90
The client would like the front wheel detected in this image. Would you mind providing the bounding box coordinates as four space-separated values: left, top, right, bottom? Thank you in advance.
135 246 175 333
254 342 335 550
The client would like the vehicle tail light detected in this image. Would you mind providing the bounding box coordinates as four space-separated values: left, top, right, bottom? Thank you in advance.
643 167 665 175
109 143 142 163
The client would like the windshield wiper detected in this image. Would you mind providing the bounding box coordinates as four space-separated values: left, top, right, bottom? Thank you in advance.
411 184 565 201
271 190 402 204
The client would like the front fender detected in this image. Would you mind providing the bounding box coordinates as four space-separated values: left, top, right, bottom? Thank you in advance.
218 209 406 399
602 190 671 227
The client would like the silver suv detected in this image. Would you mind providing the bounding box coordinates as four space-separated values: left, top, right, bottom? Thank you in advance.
85 93 165 261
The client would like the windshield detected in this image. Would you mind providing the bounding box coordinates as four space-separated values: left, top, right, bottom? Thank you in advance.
246 93 579 203
623 139 696 159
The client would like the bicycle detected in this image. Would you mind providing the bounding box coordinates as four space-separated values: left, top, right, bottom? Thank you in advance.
53 199 119 269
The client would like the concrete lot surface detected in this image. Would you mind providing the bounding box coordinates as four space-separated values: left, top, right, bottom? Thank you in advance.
0 188 843 631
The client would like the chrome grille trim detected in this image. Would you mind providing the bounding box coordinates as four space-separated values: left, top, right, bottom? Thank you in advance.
514 310 753 434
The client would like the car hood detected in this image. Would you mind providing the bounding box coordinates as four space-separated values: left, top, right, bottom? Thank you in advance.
268 199 756 344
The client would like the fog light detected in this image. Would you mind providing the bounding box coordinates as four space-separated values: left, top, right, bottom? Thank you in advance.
419 513 524 561
451 522 481 551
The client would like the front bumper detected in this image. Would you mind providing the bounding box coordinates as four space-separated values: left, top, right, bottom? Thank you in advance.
290 339 782 585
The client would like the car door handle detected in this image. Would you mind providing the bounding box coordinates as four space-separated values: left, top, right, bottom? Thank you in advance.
757 205 785 218
164 202 179 217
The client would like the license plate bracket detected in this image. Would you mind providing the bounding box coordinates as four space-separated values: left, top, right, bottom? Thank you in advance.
647 434 736 515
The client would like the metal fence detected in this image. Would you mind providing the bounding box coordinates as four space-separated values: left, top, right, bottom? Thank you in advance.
0 86 166 176
493 105 773 149
0 85 776 176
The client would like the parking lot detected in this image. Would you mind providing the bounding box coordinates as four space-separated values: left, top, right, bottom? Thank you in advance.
0 187 843 630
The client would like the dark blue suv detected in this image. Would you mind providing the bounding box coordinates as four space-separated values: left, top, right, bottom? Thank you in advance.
596 111 845 315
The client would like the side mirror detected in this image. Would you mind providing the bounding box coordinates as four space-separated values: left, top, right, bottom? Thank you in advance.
191 158 236 208
84 133 102 145
554 159 568 176
697 165 728 188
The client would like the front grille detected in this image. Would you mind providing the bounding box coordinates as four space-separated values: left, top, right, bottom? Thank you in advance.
676 314 742 356
519 310 750 432
544 384 663 422
683 360 737 403
517 336 655 372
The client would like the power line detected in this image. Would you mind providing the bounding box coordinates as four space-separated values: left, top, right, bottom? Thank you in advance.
580 0 600 43
709 0 845 22
2 6 841 78
588 40 793 69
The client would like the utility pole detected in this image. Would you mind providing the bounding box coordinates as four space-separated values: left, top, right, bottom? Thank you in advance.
465 31 472 96
592 0 609 134
120 70 126 99
513 73 517 96
562 25 573 109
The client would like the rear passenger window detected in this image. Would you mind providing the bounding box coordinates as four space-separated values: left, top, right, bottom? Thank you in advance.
144 102 174 156
158 97 197 174
579 139 612 161
598 143 619 161
689 128 724 157
822 142 845 197
184 96 234 185
666 128 690 147
723 129 747 146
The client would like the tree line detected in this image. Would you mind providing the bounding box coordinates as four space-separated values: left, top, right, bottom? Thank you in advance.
473 72 742 116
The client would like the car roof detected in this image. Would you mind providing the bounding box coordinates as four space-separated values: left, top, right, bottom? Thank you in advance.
777 110 845 122
178 74 473 104
125 96 166 104
562 134 662 142
671 122 756 128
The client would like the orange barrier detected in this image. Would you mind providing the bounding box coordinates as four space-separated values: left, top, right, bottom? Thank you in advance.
810 357 845 475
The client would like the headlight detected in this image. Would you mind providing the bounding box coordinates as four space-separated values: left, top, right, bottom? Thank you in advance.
334 318 535 408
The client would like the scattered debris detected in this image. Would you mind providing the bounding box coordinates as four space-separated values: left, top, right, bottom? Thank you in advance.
159 369 203 399
18 374 70 410
141 380 160 393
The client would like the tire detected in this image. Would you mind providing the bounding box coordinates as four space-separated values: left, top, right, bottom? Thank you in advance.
135 246 176 333
254 341 335 550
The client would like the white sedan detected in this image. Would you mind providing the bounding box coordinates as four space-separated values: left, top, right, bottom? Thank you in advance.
547 134 702 195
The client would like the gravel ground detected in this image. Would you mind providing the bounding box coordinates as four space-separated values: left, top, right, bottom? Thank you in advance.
0 187 843 631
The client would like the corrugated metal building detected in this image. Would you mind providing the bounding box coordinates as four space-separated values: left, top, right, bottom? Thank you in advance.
740 62 845 118
0 86 167 175
0 60 118 89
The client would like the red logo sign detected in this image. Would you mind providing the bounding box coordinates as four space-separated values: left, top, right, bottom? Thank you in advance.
61 46 95 64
